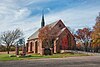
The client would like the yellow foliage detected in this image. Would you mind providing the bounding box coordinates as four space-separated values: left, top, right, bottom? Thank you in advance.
91 19 100 48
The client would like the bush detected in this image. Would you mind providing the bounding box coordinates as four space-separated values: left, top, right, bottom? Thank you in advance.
26 55 32 57
44 48 51 55
0 45 6 52
10 46 15 51
9 55 16 57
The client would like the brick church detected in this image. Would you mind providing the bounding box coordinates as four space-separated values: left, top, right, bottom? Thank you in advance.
26 14 76 55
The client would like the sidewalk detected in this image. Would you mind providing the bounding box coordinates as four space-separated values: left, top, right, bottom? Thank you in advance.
61 50 100 56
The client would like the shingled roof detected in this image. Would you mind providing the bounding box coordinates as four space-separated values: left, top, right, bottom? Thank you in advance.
28 29 39 40
28 20 61 40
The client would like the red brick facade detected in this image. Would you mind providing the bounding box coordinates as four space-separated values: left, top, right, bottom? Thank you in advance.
27 20 76 55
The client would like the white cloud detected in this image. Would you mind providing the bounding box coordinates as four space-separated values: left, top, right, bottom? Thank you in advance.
0 0 100 41
14 8 31 21
45 6 100 30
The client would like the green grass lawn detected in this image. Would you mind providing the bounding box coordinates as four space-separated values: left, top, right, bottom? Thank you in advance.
0 53 89 61
0 54 23 61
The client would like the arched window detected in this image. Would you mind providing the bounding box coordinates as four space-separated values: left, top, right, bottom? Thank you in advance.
26 43 28 52
68 34 71 49
59 24 61 27
59 24 63 29
62 35 68 50
35 41 38 53
30 42 32 52
51 39 54 48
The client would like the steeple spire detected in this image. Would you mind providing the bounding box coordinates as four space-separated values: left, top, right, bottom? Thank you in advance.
41 10 45 28
96 12 100 22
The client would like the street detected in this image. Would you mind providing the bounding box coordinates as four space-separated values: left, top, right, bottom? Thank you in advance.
0 56 100 67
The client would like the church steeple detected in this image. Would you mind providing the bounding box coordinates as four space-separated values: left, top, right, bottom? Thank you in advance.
96 12 100 22
41 10 45 28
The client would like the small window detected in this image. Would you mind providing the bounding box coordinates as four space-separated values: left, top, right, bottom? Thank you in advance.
59 24 61 27
59 24 62 29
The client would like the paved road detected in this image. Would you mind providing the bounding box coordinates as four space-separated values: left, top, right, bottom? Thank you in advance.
0 56 100 67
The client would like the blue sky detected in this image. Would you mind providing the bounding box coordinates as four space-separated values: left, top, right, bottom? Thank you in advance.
0 0 100 40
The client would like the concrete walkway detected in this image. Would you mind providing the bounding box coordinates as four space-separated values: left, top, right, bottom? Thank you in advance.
61 50 100 56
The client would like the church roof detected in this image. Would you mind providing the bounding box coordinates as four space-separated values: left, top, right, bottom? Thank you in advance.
28 29 39 40
47 20 60 27
28 20 61 40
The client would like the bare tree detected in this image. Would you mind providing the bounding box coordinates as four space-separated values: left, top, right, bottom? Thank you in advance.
38 26 56 48
0 29 23 54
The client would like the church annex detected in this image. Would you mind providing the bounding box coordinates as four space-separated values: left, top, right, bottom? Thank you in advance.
26 14 76 55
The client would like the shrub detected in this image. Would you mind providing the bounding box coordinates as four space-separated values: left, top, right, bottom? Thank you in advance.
9 55 16 57
0 45 6 52
44 48 51 55
10 46 15 51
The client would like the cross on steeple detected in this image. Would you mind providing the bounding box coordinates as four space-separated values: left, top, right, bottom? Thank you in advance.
41 10 45 28
99 12 100 16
